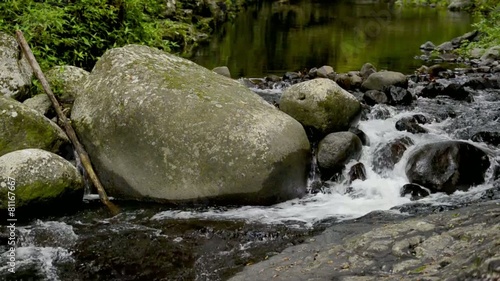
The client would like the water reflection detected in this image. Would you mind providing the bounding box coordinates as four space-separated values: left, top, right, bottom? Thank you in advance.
190 0 473 77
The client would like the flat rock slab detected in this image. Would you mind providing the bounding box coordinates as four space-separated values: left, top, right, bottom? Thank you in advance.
229 200 500 281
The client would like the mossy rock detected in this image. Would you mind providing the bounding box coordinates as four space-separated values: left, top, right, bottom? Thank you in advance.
46 65 89 103
0 149 84 211
0 95 69 157
71 44 310 205
279 78 362 137
0 32 33 100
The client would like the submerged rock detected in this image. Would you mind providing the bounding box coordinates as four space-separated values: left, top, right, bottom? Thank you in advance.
280 78 361 136
361 71 408 91
470 131 500 147
405 141 490 194
372 136 414 173
0 149 83 215
419 81 473 101
348 162 367 183
71 45 310 205
395 116 428 134
400 183 430 201
0 32 33 100
317 132 362 180
384 85 413 106
0 95 69 157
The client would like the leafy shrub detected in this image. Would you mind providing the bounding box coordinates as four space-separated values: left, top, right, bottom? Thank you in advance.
459 0 500 54
0 0 191 70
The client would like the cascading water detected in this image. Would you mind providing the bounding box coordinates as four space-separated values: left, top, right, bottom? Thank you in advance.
151 81 499 226
2 81 498 281
2 77 499 281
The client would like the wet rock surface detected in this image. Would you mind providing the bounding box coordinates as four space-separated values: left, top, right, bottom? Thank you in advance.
372 136 414 173
405 141 490 194
229 200 500 281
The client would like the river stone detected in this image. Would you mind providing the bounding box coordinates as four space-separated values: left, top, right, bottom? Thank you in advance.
395 116 428 134
405 141 490 194
348 162 367 183
384 86 413 106
0 32 33 100
436 41 454 52
480 46 500 65
212 66 231 78
23 94 52 115
361 71 407 91
372 136 414 173
0 149 84 211
280 78 361 136
400 183 430 201
420 41 436 51
360 63 376 80
317 132 362 180
335 73 354 90
316 65 334 78
71 45 310 205
0 95 69 157
46 65 89 103
470 131 500 147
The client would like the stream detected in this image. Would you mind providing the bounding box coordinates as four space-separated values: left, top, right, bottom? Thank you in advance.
1 1 499 281
190 0 473 77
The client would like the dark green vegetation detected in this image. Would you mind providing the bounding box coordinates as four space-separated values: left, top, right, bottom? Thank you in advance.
464 0 500 50
0 0 245 71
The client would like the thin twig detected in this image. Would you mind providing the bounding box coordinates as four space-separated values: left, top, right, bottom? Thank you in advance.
16 30 119 215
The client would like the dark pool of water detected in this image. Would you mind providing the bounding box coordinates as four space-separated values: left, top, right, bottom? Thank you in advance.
190 0 473 77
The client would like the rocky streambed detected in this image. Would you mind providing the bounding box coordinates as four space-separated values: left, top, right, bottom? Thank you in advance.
1 28 500 281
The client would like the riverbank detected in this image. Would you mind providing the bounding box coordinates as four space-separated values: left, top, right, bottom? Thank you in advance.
229 196 500 281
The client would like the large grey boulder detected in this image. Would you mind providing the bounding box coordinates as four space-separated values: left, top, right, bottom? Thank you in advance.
0 32 33 100
71 45 310 205
317 132 363 180
279 78 361 136
0 95 69 157
46 65 89 103
405 141 490 194
0 149 84 211
361 71 407 91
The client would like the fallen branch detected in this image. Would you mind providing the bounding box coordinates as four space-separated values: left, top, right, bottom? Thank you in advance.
16 30 119 215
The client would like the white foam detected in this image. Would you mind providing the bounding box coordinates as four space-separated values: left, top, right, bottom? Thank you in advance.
152 98 497 227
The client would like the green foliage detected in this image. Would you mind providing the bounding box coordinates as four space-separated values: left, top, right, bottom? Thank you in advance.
395 0 450 6
459 0 500 55
0 0 191 70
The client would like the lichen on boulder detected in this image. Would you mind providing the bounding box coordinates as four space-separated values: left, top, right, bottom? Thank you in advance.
0 32 33 100
279 78 362 136
0 149 84 212
71 44 310 205
0 95 69 157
